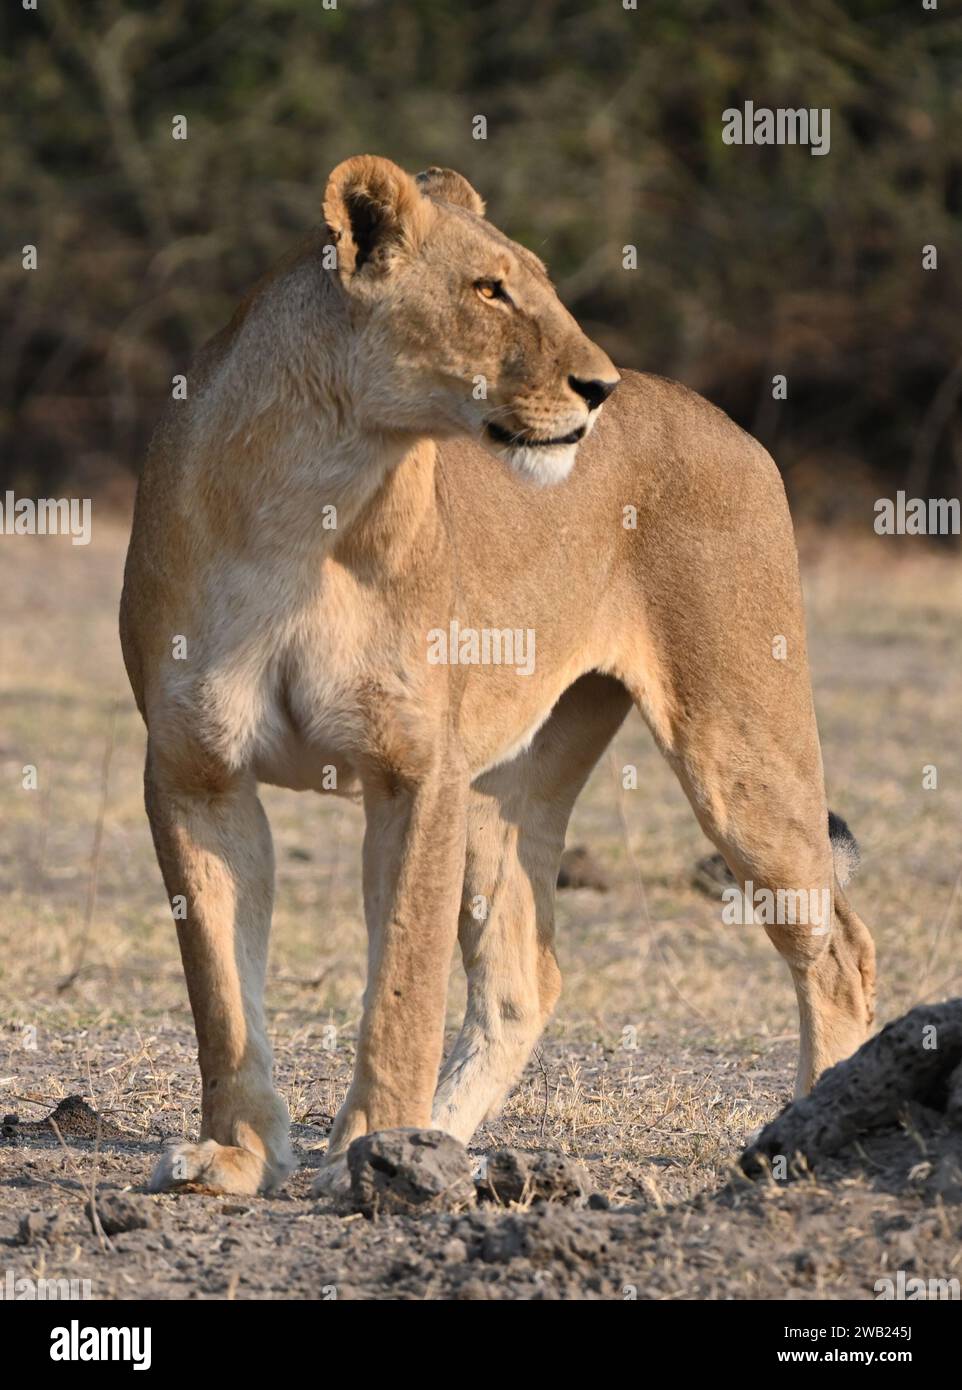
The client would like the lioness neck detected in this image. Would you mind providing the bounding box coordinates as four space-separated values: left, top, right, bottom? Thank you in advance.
176 238 441 569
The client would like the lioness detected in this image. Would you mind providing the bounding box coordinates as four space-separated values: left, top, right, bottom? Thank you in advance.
120 156 876 1196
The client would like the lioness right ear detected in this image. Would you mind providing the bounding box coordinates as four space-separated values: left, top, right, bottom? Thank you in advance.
323 155 433 280
415 166 486 217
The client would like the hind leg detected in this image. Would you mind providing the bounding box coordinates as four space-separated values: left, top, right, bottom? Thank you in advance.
658 732 872 1093
787 884 875 1092
699 787 875 1094
432 674 631 1141
617 627 875 1094
655 745 872 1092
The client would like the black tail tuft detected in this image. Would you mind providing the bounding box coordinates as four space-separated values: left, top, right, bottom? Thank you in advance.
828 810 861 886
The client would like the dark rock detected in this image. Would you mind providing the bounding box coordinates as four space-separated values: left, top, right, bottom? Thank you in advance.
17 1210 73 1245
479 1148 590 1207
13 1095 129 1141
931 1155 962 1203
557 846 610 892
742 999 962 1178
347 1128 476 1217
89 1194 160 1236
691 851 735 898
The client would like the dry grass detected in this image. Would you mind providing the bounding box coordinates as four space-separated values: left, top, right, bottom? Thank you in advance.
0 515 960 1297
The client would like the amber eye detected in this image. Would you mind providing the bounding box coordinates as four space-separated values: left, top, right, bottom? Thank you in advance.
475 278 510 304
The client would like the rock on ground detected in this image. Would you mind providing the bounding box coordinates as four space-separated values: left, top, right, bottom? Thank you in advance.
4 1095 129 1141
347 1128 476 1216
89 1193 160 1236
479 1148 591 1207
742 998 962 1177
557 846 610 892
17 1210 75 1245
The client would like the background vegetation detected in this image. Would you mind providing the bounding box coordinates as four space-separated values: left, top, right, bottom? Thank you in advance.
2 0 960 526
2 3 960 1300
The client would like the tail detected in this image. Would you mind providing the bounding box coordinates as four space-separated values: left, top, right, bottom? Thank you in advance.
692 809 862 898
828 810 861 888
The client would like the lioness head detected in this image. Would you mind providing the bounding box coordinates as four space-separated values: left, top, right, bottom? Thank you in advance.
323 155 619 485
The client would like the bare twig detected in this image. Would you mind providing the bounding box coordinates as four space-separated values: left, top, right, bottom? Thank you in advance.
47 1117 113 1253
534 1047 550 1139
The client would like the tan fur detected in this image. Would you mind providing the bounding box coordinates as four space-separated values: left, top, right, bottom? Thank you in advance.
121 157 876 1196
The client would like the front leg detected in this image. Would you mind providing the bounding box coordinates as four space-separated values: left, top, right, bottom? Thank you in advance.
144 752 294 1196
317 755 468 1185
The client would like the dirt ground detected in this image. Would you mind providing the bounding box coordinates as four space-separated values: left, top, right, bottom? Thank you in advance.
1 517 960 1300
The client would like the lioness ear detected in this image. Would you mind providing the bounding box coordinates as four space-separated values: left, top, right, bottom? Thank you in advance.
415 166 486 217
323 155 433 279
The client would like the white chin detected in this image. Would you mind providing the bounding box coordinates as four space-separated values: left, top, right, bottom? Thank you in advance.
504 442 579 487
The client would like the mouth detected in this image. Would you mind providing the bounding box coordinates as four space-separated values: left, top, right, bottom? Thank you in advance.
485 421 586 449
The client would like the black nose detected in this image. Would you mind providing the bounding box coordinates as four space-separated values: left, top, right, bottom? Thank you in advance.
568 374 619 411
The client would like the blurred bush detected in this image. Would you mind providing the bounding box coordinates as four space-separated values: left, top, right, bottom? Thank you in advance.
1 0 960 526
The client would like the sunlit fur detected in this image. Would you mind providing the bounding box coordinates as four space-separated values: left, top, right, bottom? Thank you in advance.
121 158 876 1199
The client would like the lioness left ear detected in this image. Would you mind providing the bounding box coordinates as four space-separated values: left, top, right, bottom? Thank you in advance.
323 155 434 279
415 166 486 217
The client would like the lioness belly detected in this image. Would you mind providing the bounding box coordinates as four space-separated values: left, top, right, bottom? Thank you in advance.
253 733 361 798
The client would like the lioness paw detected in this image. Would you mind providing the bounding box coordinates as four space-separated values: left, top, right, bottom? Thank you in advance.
148 1139 285 1196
